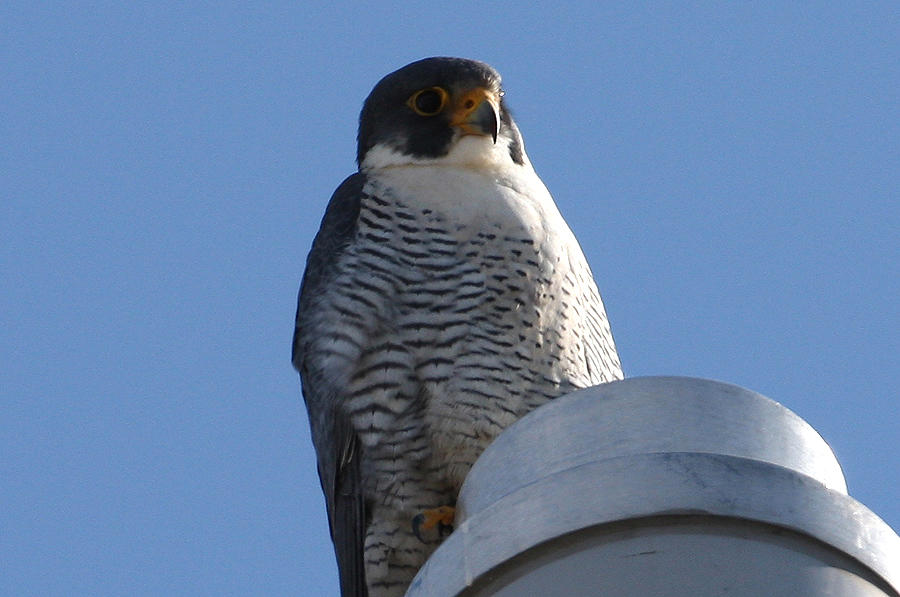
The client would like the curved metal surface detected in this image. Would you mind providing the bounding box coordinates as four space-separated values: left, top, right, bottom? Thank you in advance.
466 515 896 596
459 376 846 519
409 453 900 596
406 377 900 597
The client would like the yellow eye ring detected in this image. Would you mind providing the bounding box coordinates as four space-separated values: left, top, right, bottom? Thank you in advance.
407 87 449 116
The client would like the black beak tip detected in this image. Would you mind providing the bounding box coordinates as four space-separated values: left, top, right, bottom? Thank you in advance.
470 100 500 144
490 105 500 144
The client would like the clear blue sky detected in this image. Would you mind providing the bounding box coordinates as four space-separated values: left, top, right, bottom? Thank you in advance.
3 3 898 595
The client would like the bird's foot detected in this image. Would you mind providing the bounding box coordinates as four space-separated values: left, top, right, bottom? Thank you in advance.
412 505 455 542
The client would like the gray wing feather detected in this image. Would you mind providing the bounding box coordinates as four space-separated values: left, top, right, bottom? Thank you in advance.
293 173 369 597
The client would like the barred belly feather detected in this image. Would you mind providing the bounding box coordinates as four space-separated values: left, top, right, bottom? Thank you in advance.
305 164 621 595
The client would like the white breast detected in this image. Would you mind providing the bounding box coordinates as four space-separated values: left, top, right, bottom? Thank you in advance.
364 143 581 272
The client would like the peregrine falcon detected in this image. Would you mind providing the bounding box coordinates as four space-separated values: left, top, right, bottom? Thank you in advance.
292 57 622 597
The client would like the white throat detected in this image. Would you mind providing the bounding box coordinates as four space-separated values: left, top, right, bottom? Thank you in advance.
360 134 531 173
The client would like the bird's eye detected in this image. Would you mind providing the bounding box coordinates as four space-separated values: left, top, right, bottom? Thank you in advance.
407 87 448 116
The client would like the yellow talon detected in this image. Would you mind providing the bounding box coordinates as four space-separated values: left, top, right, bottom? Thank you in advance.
412 505 456 541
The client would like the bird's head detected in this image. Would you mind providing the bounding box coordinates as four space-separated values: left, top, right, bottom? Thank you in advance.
357 57 527 171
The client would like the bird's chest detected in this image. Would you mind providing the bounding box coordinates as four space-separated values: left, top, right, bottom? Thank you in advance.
347 180 568 474
355 172 562 344
326 169 597 489
359 174 578 382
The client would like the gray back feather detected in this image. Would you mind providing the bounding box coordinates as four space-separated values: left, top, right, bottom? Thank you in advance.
293 173 369 597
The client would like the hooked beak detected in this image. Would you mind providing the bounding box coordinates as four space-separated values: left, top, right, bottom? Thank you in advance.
449 87 500 143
